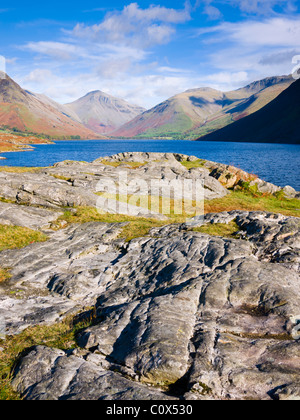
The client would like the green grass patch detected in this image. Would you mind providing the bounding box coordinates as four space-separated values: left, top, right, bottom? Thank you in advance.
0 167 42 174
55 207 167 242
192 221 241 239
0 225 48 252
100 160 146 169
205 190 299 218
180 159 207 170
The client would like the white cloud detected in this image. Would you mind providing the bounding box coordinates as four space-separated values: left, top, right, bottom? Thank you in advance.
204 71 249 85
198 17 300 47
201 0 298 18
233 0 297 14
22 41 86 61
222 18 300 47
18 67 200 109
70 2 191 48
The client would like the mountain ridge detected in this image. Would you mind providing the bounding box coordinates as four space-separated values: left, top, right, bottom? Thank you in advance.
0 72 103 139
197 77 300 144
112 75 294 139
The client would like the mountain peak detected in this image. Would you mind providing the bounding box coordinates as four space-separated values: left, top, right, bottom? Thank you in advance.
65 91 146 134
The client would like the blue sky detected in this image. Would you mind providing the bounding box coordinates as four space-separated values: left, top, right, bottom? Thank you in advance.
0 1 299 108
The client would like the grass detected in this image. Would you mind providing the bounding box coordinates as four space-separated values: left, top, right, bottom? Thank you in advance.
192 221 241 239
204 190 300 218
0 314 95 400
0 268 11 283
55 207 167 242
0 225 48 252
0 166 42 174
53 188 299 244
135 113 194 139
180 159 207 170
100 160 146 169
49 174 73 182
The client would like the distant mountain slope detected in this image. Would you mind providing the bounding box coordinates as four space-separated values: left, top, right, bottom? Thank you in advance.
0 73 102 139
112 76 293 139
29 92 82 124
196 78 300 144
65 91 146 134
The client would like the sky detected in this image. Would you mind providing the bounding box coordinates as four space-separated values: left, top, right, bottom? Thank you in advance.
0 0 299 108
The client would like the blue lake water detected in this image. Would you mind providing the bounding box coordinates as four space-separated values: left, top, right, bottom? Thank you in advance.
0 139 299 190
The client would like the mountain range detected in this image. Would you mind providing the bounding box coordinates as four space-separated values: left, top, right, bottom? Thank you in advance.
0 72 100 139
197 77 300 144
0 72 297 144
0 73 145 139
112 75 294 139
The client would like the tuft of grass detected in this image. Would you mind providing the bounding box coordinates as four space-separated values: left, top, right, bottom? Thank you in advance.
49 174 73 182
100 160 146 169
0 268 11 283
0 225 48 252
0 315 95 400
180 159 207 170
192 220 241 239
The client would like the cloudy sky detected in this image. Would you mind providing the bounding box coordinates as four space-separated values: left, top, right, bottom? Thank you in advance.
0 0 299 108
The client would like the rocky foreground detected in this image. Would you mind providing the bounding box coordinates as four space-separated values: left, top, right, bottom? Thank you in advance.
0 153 299 400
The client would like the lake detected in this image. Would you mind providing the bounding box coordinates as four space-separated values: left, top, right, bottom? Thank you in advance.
0 139 299 190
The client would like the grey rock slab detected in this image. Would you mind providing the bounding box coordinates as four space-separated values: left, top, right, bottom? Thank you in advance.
6 209 300 400
96 195 168 220
77 217 300 393
0 172 98 209
12 346 174 400
0 201 62 230
0 222 126 334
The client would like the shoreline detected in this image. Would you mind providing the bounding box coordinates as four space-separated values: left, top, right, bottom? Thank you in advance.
0 140 299 191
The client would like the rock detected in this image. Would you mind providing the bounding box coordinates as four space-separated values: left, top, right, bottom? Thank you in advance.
251 179 281 195
0 172 98 209
12 346 174 400
0 222 126 333
96 195 168 220
0 153 298 401
8 211 300 400
283 185 297 199
0 201 62 230
0 153 230 221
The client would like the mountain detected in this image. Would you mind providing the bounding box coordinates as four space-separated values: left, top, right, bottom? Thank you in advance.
65 91 146 134
112 75 294 139
0 72 102 139
196 78 300 144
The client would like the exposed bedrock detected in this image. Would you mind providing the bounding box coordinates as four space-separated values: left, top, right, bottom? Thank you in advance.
6 211 300 400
